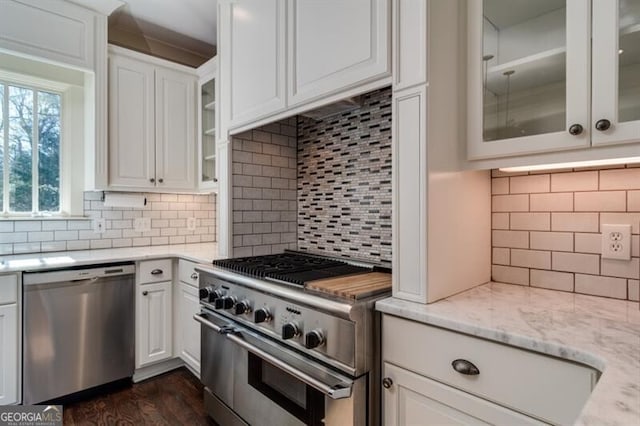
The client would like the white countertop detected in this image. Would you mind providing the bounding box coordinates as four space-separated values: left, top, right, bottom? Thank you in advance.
0 243 219 273
376 282 640 426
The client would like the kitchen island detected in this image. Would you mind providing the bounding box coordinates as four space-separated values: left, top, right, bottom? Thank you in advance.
377 282 640 426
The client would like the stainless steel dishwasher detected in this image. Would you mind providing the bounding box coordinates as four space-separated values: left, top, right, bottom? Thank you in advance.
23 263 135 404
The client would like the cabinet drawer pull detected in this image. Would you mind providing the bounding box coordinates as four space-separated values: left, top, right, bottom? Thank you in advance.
150 269 164 275
158 178 164 183
142 291 148 296
150 178 155 183
452 359 480 376
595 119 611 131
382 377 393 389
190 272 198 280
568 123 583 136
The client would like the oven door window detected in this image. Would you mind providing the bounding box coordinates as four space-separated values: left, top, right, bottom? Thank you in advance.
248 352 325 425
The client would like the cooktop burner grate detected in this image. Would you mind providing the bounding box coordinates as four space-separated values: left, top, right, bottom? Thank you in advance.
212 252 371 285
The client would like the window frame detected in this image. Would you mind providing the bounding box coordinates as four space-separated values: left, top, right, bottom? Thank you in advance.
0 70 71 218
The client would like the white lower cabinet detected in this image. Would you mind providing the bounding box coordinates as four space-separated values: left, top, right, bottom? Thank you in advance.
0 304 18 405
175 281 201 375
382 315 597 426
136 281 173 368
0 274 19 405
383 362 541 426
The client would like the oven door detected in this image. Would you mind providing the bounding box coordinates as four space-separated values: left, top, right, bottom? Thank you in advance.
196 310 367 426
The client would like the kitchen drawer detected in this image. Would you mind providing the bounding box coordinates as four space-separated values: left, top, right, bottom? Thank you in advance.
138 259 173 284
383 315 597 425
0 274 18 305
178 259 200 287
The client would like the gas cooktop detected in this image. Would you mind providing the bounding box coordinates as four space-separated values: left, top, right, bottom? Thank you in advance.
211 251 372 286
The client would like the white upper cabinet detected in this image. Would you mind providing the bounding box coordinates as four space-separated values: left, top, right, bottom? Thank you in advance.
468 0 640 162
220 0 287 129
109 52 156 188
218 0 391 133
287 0 390 106
108 46 197 191
591 0 640 146
155 67 196 190
0 0 97 71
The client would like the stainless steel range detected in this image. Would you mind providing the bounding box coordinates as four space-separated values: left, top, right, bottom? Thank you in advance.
194 250 390 426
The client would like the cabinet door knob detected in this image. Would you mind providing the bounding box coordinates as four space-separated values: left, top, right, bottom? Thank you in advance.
158 178 164 183
595 119 611 131
190 272 198 280
150 269 163 275
149 178 155 183
382 377 393 389
142 291 148 296
452 359 480 375
568 124 583 136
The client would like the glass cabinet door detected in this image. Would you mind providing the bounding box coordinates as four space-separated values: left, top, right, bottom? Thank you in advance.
200 78 217 186
468 0 590 159
592 0 640 146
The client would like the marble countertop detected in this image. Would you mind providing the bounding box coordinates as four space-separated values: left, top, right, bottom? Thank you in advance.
0 243 219 273
376 282 640 426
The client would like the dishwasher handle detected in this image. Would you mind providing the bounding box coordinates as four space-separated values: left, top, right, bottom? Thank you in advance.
23 263 135 285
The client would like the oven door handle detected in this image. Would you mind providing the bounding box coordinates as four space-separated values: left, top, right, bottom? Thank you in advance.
194 313 353 400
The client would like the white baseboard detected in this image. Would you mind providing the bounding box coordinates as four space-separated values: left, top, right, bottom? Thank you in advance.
132 358 185 383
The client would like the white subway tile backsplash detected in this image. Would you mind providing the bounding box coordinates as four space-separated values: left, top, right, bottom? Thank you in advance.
574 191 626 212
601 258 640 280
599 168 640 190
492 194 529 212
510 213 550 231
28 231 54 242
15 221 42 232
551 213 599 232
492 248 510 265
510 174 549 194
628 191 640 212
511 249 551 269
629 280 640 301
552 252 600 274
551 171 598 192
492 177 509 195
0 191 216 255
529 192 573 212
574 233 601 254
493 230 529 249
530 232 573 252
599 213 640 234
575 274 628 299
492 265 529 286
530 269 574 292
42 221 67 231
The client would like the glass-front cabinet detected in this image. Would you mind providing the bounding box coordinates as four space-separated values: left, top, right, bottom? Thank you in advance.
198 57 218 190
468 0 640 160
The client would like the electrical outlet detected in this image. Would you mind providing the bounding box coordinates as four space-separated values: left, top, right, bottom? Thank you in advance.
134 217 151 233
187 217 197 231
601 224 632 260
93 218 106 234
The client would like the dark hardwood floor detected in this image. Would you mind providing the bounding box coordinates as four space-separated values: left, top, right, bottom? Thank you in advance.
62 368 214 426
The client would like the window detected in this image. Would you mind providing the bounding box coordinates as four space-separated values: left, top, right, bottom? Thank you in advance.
0 81 62 215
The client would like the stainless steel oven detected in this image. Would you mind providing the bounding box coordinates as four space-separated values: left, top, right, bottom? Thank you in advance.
195 251 389 426
196 309 369 426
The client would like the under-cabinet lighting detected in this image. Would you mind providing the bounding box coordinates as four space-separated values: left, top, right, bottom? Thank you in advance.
499 156 640 173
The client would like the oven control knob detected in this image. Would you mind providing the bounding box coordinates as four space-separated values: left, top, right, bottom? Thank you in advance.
282 322 300 340
215 296 236 310
200 287 223 303
234 300 252 315
254 307 272 324
305 330 325 349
